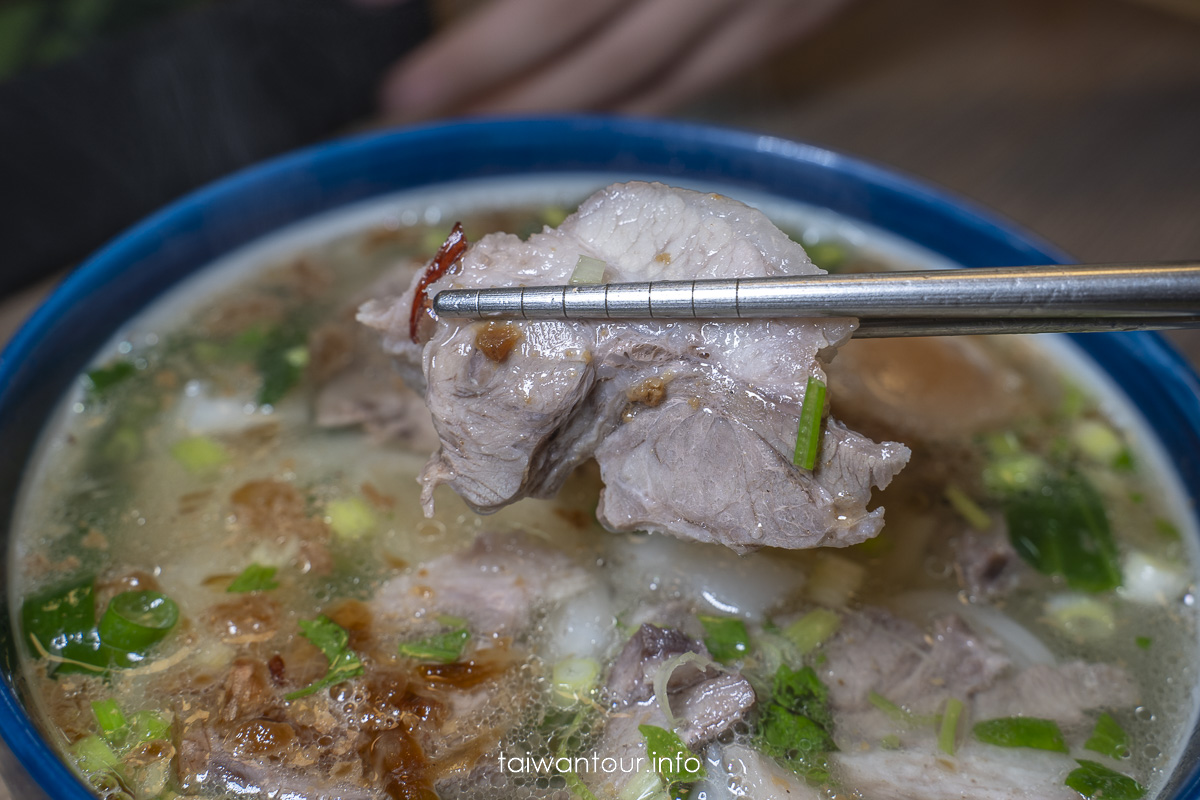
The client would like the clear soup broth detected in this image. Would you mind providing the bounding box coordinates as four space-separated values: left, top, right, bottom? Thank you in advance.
11 177 1199 800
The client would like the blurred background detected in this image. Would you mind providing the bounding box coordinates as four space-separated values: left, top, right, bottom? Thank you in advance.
0 0 1197 794
0 0 1197 341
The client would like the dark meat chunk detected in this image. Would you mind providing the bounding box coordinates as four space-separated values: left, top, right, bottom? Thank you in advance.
359 181 909 552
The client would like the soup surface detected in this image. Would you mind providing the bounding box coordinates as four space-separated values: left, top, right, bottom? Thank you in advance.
11 179 1199 800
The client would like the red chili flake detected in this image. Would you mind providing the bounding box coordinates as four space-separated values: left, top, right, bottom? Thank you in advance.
410 222 469 343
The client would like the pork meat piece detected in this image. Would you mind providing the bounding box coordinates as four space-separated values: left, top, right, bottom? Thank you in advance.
369 531 593 636
359 181 910 552
586 623 757 798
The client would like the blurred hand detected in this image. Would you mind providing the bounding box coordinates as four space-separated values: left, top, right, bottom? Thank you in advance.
379 0 851 122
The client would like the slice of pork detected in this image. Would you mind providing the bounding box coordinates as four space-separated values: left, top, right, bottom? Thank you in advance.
586 624 757 798
359 181 910 552
369 531 593 636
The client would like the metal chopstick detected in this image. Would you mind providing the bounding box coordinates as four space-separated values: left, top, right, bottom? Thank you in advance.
430 262 1200 336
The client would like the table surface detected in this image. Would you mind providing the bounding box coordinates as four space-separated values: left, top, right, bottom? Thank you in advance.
2 0 1198 796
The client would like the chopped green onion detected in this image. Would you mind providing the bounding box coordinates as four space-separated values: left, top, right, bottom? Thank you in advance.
71 735 121 775
698 614 750 663
982 453 1047 495
1070 420 1125 466
129 710 171 745
552 657 601 707
227 564 279 593
867 690 938 728
326 496 377 540
879 733 901 750
1136 635 1152 650
793 377 826 470
284 345 309 369
1084 712 1130 760
1044 593 1115 641
984 431 1023 458
98 591 179 653
91 699 128 746
286 616 365 700
782 609 840 655
541 206 569 227
944 485 991 531
973 717 1068 752
638 724 706 785
1059 384 1087 419
569 255 607 285
806 241 848 272
436 614 469 628
170 435 228 475
1065 760 1145 800
938 697 964 755
397 629 470 664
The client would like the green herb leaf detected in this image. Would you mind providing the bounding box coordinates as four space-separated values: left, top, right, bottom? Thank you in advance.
397 629 470 664
1065 760 1145 800
85 361 136 399
973 717 1068 753
793 377 827 470
1084 712 1130 760
638 724 706 785
1003 470 1121 593
1136 635 1152 650
227 564 280 593
756 665 836 784
285 616 364 700
255 326 309 407
698 615 750 663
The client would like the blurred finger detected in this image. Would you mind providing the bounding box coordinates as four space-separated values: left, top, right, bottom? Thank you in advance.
461 0 740 114
381 0 634 121
618 0 851 115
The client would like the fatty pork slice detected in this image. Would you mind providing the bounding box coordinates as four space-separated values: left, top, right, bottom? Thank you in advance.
359 181 910 552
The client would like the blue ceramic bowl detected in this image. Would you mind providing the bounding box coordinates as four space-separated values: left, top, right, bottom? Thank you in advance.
1 116 1198 799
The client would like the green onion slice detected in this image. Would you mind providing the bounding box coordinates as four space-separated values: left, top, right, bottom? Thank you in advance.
793 377 827 470
939 697 964 755
98 591 179 653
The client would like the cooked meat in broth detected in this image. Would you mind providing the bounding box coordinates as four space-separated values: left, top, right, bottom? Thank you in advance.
11 181 1196 800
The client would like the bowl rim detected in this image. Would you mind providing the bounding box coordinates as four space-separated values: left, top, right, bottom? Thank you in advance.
1 114 1198 799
